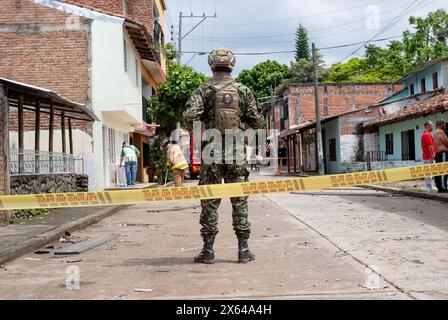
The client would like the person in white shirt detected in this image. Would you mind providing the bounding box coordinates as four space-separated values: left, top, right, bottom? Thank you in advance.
119 142 140 186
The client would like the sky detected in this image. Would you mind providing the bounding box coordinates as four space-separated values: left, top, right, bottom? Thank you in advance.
164 0 447 76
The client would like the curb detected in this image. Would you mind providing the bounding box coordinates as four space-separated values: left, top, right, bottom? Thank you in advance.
361 184 448 202
0 205 129 266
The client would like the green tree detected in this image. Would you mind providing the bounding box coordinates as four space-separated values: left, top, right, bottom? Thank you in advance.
326 9 448 83
286 50 329 84
295 24 311 61
403 9 448 67
327 41 411 83
236 60 289 98
147 44 209 134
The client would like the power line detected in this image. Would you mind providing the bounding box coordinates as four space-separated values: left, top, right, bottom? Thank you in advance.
179 35 403 56
185 20 402 46
182 0 439 44
209 0 388 27
339 0 428 63
181 0 417 40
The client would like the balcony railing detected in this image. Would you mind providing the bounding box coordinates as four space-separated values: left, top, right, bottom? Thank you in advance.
9 149 84 175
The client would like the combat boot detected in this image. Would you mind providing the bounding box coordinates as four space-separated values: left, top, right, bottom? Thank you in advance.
238 238 256 264
194 239 215 264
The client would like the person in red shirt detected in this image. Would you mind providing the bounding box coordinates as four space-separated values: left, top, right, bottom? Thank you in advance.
421 121 436 192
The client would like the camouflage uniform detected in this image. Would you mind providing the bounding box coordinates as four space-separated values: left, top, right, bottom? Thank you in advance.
184 72 264 242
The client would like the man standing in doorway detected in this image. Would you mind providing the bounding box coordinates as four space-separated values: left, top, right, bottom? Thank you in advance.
120 142 140 187
421 121 437 193
433 120 448 193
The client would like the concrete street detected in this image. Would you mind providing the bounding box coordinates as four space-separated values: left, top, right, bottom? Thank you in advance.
1 174 448 300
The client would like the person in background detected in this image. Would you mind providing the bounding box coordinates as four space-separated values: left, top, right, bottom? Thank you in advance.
120 142 140 187
433 120 448 193
421 121 437 193
167 139 188 187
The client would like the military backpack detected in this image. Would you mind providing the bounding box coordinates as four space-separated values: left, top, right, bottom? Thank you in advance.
210 80 242 134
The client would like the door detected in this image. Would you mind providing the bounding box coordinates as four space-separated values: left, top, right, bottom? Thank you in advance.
321 129 328 173
401 130 416 161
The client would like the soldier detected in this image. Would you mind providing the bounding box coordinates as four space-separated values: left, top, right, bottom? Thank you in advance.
184 48 264 264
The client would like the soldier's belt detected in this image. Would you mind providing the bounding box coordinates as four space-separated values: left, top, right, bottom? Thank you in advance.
0 163 447 211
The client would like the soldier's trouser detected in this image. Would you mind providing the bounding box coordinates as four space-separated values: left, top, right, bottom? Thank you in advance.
199 163 250 241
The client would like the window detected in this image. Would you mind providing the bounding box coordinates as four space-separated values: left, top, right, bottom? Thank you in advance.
401 130 415 161
329 138 337 162
123 39 128 72
421 78 426 93
433 72 439 90
410 83 415 95
282 98 289 120
385 133 394 155
108 128 116 164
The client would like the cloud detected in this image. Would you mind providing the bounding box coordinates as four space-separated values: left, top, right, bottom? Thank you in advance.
165 0 447 75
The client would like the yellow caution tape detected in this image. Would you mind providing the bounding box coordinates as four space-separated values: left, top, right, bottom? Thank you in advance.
1 163 447 211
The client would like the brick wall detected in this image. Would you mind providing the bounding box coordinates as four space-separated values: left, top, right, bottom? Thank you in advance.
127 0 154 36
8 110 92 136
0 0 93 136
0 31 90 104
66 0 154 35
0 0 86 24
274 83 402 130
66 0 124 16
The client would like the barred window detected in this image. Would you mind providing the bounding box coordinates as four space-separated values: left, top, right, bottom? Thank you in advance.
385 133 394 155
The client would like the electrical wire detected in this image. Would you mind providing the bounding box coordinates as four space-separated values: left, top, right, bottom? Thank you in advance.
339 0 429 63
184 0 440 44
210 0 388 27
179 35 403 56
183 0 418 40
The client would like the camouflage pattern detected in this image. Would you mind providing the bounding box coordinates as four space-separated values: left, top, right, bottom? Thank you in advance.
199 163 250 240
184 72 264 131
184 72 264 242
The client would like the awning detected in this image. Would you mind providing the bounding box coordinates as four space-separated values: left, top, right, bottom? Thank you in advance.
0 77 98 122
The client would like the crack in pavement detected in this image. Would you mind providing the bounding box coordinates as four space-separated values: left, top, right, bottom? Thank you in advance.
262 194 418 300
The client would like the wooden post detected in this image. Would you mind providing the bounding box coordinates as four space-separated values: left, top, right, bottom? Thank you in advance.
287 136 291 174
35 101 40 173
49 102 54 173
68 118 74 173
61 112 66 172
68 118 73 155
61 112 66 154
293 134 297 174
18 95 24 174
1 84 10 196
300 130 304 172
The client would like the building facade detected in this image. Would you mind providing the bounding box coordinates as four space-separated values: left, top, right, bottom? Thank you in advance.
0 0 167 190
265 82 402 173
372 58 448 164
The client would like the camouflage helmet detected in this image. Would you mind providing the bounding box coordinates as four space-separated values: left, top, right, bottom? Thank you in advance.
208 48 236 71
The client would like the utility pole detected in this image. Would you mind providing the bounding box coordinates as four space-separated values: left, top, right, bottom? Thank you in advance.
312 43 325 175
176 12 183 64
177 11 217 65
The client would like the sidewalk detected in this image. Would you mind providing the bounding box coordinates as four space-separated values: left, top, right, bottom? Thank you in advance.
0 205 128 266
363 180 448 203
